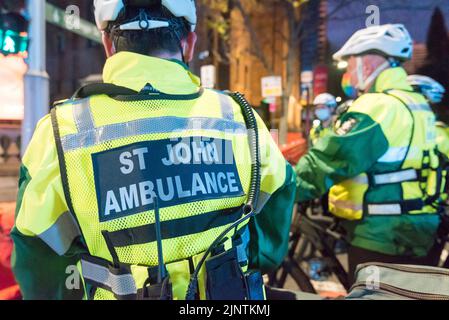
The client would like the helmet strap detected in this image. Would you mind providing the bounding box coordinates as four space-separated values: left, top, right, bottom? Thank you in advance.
356 57 390 92
172 26 187 65
179 42 187 65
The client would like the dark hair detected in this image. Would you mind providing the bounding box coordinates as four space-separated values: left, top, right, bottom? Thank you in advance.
107 5 190 56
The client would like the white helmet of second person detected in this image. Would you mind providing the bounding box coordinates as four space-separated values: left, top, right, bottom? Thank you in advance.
333 24 413 62
94 0 197 32
313 93 337 109
408 75 446 104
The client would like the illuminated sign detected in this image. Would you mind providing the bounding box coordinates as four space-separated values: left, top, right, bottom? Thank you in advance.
0 29 28 56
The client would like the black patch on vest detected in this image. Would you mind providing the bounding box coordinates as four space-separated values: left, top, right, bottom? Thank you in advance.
92 137 244 222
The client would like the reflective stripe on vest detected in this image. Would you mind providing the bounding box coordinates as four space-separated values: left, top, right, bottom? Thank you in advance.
388 90 431 112
377 146 408 163
62 100 247 152
329 199 363 212
255 191 272 214
81 259 138 297
38 211 81 256
373 169 418 185
218 92 235 121
367 204 402 216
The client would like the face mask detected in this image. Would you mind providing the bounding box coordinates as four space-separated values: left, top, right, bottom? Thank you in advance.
315 108 332 121
341 73 359 99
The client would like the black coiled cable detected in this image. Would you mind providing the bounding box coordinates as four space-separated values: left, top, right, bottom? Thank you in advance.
185 92 261 300
231 92 261 209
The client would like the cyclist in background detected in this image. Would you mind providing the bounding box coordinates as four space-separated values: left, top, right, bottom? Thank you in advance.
309 93 338 147
408 75 449 157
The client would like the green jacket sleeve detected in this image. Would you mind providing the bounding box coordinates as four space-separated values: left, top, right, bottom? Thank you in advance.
296 112 389 202
11 166 83 300
11 229 85 300
11 115 88 300
11 165 86 300
248 163 296 274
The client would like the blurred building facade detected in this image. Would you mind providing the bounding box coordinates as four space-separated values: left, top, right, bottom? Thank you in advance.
46 0 104 103
228 1 303 133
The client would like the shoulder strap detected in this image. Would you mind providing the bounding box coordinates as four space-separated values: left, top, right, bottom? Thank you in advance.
382 89 417 168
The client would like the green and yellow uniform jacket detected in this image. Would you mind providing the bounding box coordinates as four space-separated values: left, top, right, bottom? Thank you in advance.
309 121 333 147
436 121 449 158
12 52 296 300
296 67 441 257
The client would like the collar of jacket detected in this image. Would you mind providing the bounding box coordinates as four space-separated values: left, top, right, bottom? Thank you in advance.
103 51 201 95
372 67 414 93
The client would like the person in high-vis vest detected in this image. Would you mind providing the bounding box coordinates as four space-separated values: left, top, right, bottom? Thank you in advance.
309 93 337 147
11 0 296 300
295 24 445 283
435 123 449 158
407 75 449 157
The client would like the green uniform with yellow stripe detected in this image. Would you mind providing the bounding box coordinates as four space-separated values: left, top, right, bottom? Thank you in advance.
309 122 333 147
11 52 296 300
296 67 442 257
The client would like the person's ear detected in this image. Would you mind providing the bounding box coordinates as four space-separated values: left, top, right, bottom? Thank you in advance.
183 32 197 63
102 32 115 58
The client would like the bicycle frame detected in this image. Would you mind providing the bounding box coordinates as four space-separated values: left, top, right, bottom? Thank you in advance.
269 201 351 293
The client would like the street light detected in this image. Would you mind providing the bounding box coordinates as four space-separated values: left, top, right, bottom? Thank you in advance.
337 60 348 70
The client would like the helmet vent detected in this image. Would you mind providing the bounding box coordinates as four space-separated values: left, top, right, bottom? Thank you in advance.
384 31 394 39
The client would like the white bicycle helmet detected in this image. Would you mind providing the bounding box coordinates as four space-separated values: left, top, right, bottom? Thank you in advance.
94 0 197 32
333 24 413 61
313 93 337 109
408 75 446 104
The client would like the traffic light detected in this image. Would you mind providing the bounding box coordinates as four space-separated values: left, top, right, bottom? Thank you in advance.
0 0 28 57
